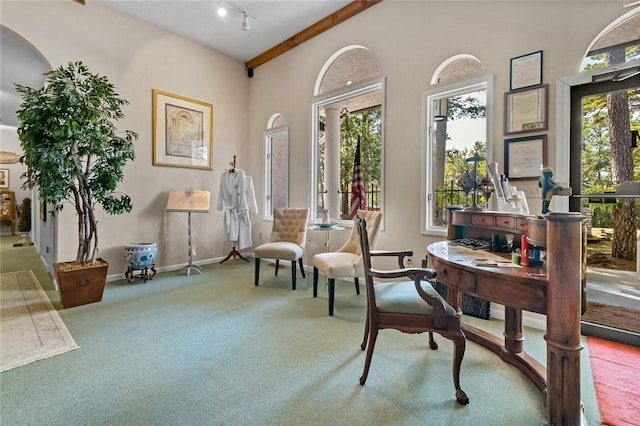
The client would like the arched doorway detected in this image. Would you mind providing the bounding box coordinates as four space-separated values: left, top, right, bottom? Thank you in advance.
0 25 55 276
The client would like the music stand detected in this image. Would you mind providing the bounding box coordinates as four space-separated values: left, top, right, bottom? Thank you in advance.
166 190 211 276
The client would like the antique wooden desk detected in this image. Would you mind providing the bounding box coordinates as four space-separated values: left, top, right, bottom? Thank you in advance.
427 209 585 426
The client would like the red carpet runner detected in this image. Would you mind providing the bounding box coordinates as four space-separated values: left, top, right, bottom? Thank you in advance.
588 337 640 425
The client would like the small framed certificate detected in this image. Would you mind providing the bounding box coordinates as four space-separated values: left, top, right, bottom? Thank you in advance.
510 50 542 91
504 84 548 135
504 135 547 180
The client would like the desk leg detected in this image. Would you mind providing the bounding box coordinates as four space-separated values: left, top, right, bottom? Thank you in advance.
545 213 584 426
447 288 463 317
504 307 524 354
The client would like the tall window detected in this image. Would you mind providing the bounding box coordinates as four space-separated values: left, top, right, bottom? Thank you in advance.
310 46 383 225
422 75 493 235
310 77 384 224
263 114 288 220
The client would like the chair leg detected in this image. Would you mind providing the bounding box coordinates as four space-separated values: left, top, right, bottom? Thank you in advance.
291 260 296 290
359 327 378 385
298 258 306 278
360 312 369 350
275 259 279 276
328 278 335 316
313 267 319 297
254 258 260 286
428 331 438 350
354 277 360 295
450 331 469 405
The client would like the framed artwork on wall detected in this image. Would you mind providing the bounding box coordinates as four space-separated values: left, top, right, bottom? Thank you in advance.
0 168 8 189
504 84 548 135
504 134 547 180
509 50 543 91
152 89 213 170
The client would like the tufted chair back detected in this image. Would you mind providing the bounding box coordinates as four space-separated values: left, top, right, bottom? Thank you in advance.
254 207 309 290
269 208 309 247
337 209 382 256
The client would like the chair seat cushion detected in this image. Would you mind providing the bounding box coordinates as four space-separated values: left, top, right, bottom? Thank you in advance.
375 280 457 317
313 252 362 278
255 242 303 261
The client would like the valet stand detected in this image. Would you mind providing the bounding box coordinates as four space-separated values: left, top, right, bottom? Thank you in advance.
166 189 211 276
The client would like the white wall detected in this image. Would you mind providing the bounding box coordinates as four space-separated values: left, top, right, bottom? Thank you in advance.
1 0 250 275
247 0 629 261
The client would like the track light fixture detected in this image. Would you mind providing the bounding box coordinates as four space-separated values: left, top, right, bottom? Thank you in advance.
216 0 227 17
216 0 255 31
241 12 251 31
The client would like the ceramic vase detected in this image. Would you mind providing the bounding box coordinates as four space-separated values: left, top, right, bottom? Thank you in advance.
124 242 157 270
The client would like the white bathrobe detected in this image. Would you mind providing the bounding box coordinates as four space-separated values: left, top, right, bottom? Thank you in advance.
217 169 257 249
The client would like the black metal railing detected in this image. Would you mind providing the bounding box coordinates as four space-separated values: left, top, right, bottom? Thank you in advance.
317 184 381 219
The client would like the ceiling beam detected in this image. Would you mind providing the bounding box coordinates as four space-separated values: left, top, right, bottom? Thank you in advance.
245 0 382 77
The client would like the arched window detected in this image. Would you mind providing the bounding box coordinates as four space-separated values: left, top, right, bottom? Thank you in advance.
263 113 289 220
422 55 494 235
310 46 384 224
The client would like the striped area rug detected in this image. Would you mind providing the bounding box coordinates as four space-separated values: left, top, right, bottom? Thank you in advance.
0 270 78 372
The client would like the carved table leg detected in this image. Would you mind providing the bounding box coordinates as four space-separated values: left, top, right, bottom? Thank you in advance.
504 307 524 354
545 213 584 426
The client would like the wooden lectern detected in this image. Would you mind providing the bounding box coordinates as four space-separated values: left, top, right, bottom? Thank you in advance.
166 190 210 276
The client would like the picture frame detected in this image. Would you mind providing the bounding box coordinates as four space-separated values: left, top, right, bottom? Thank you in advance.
504 84 548 135
152 89 213 170
0 168 8 189
509 50 543 91
504 135 547 180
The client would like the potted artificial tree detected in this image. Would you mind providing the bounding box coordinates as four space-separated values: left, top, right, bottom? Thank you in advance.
16 61 137 308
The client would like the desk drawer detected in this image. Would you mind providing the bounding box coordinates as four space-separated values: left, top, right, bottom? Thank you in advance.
516 218 529 232
495 216 516 229
433 262 476 292
470 214 494 227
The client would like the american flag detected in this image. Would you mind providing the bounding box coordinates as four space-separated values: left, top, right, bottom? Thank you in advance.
349 137 366 219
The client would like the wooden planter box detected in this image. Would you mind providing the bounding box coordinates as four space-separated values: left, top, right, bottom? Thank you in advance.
54 259 108 309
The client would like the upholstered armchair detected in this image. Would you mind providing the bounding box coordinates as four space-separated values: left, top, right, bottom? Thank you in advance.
354 214 469 405
254 207 309 290
312 209 382 316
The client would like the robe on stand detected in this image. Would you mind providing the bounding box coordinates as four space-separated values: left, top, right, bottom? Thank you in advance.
217 168 257 251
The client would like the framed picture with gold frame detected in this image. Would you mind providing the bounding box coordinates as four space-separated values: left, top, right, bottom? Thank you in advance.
152 89 213 170
0 168 8 189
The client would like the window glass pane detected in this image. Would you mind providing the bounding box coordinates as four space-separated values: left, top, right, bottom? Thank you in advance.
311 78 384 224
264 127 288 220
422 77 491 235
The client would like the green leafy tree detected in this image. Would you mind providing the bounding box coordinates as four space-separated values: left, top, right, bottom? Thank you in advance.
16 61 137 264
581 47 639 261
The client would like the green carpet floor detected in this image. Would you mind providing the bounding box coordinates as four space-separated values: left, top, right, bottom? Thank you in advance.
0 235 601 425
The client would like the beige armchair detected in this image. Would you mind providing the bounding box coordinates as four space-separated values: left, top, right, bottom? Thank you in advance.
313 209 381 316
254 208 309 290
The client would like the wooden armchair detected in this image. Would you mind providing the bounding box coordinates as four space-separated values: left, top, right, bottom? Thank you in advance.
354 214 469 405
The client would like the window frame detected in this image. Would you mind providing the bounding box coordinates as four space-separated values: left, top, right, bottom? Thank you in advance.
309 76 386 226
263 125 289 221
421 75 494 236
